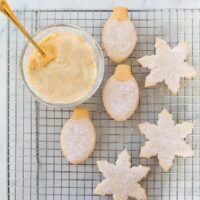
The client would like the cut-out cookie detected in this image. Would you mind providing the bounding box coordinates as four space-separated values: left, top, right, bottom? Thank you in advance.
139 109 194 172
61 107 96 164
103 7 137 63
103 64 139 121
94 149 150 200
138 38 196 94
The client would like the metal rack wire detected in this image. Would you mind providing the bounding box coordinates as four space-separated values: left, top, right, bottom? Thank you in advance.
7 9 200 200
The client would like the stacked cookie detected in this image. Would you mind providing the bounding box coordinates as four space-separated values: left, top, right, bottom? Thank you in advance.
60 7 196 200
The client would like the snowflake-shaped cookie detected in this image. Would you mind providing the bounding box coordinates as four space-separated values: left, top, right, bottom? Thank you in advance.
139 109 194 171
138 38 196 94
94 149 150 200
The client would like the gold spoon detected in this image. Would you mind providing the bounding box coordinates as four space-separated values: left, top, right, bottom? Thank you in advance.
0 0 55 64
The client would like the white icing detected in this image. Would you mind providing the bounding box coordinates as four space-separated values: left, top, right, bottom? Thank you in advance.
103 19 137 62
94 149 150 200
103 76 139 120
61 119 95 163
139 109 194 171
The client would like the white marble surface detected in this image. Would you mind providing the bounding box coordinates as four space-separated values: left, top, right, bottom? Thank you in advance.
1 0 200 199
5 0 200 10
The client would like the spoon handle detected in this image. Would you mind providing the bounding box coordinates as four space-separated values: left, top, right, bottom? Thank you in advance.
0 0 46 56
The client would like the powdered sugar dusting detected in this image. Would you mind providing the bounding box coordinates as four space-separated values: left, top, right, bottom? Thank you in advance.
94 149 150 200
103 19 137 62
61 119 96 163
139 109 194 171
103 76 139 119
138 38 196 94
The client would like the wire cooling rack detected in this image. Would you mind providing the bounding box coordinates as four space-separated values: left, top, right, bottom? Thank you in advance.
6 9 200 200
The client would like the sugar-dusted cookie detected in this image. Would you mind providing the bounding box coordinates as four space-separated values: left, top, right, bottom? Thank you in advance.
138 38 197 94
103 7 137 63
94 149 150 200
139 109 194 172
103 64 139 121
60 107 96 164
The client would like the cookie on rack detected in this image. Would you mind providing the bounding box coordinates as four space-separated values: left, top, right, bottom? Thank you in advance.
103 64 139 121
94 149 150 200
102 7 137 63
139 109 194 172
61 107 96 164
138 38 197 94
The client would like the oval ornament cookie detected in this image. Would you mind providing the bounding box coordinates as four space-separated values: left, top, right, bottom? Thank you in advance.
61 107 96 164
103 7 137 63
103 64 139 121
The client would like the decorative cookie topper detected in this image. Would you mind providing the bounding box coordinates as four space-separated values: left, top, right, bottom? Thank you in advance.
103 6 137 63
138 38 197 94
103 64 139 121
111 7 129 20
94 149 150 200
114 64 132 81
139 109 194 172
60 107 96 164
71 107 90 120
